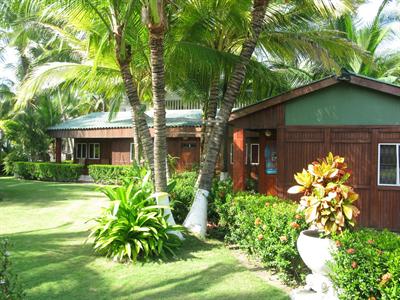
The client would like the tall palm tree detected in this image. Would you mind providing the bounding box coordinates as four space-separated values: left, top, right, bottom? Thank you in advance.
142 0 168 193
16 0 155 170
184 0 358 237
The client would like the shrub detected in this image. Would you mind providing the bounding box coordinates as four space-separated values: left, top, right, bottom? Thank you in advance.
169 171 197 224
169 171 234 225
215 192 308 285
330 229 400 300
89 174 185 262
288 152 359 235
0 239 25 299
13 162 83 182
88 164 148 185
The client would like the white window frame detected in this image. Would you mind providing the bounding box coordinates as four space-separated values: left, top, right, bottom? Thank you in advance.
88 143 100 159
76 143 87 159
250 143 260 165
378 143 400 186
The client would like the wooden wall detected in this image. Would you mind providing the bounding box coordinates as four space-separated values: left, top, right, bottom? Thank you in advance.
280 126 400 231
74 137 200 172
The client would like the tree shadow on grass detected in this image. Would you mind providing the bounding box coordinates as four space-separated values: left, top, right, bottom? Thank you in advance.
4 231 247 299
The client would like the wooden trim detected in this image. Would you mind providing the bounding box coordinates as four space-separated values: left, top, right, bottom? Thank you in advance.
349 76 400 96
48 126 202 139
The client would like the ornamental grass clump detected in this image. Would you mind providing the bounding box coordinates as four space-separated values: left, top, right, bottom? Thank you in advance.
288 152 360 235
89 172 185 262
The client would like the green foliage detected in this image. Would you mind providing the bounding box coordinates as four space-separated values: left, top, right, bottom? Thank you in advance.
168 171 234 225
330 229 400 300
215 192 309 285
0 239 25 300
89 174 185 262
88 164 149 185
288 152 360 235
2 151 28 176
13 162 83 182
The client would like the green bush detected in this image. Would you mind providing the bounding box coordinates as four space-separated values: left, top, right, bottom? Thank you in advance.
215 192 308 285
169 171 234 225
1 239 25 299
13 162 83 182
90 174 185 262
169 171 197 224
88 164 145 185
330 229 400 300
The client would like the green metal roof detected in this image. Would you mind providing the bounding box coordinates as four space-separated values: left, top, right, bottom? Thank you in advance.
48 110 203 131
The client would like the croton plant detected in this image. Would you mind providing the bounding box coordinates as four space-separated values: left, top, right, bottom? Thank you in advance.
288 152 360 235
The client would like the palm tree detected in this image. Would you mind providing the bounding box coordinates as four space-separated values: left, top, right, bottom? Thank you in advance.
15 0 155 169
333 0 400 82
184 0 358 237
142 1 168 193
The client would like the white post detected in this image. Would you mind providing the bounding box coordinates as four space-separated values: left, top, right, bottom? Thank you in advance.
183 188 209 238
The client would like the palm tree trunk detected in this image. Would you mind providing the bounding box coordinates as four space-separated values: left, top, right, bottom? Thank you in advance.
184 0 269 237
119 60 154 172
132 117 140 163
150 34 168 193
200 74 219 158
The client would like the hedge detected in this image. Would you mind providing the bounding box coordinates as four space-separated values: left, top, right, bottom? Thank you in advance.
330 229 400 300
88 164 139 185
215 192 309 285
214 191 400 297
13 162 83 182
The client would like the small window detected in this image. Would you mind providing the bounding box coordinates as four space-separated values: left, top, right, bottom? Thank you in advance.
76 143 87 159
182 142 196 149
378 144 400 186
250 144 260 165
88 143 100 159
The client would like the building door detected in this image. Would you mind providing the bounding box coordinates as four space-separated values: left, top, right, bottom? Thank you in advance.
259 134 278 195
178 141 198 171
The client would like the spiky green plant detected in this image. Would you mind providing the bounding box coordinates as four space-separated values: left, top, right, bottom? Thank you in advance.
89 172 185 262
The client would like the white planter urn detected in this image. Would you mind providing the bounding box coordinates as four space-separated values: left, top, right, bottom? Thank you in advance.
291 229 338 300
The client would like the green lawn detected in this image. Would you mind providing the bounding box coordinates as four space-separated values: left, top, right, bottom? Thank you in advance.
0 177 288 300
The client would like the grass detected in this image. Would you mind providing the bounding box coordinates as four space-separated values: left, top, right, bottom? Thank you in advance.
0 177 289 300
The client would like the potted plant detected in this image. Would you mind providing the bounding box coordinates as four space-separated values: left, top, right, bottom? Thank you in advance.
288 152 359 295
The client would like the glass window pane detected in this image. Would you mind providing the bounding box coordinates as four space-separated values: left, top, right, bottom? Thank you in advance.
82 144 87 158
379 145 397 185
251 144 259 164
95 144 100 158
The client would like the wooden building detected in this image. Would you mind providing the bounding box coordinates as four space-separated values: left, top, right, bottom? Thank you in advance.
228 71 400 231
48 71 400 230
48 110 202 172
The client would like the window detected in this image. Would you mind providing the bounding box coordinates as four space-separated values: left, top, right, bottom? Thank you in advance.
378 144 400 186
76 143 87 159
182 142 196 149
88 143 100 159
250 144 260 165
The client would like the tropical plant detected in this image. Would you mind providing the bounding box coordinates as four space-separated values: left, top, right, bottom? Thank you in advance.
287 152 360 235
0 239 25 300
333 0 400 84
89 173 185 262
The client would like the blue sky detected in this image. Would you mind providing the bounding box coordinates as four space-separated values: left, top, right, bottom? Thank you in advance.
1 0 399 84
